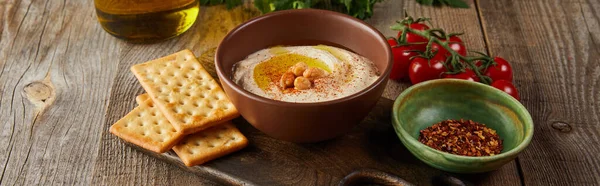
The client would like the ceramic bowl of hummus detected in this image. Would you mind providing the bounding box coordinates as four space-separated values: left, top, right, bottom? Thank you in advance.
215 9 392 142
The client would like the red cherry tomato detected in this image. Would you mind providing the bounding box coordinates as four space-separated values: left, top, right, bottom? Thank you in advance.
491 80 520 100
408 23 430 31
387 38 398 46
443 69 480 82
397 23 430 51
390 45 419 80
484 57 513 82
431 36 467 58
448 36 467 56
431 42 449 59
409 55 447 84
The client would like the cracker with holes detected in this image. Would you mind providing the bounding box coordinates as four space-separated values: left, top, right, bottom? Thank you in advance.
109 99 184 153
172 122 248 166
136 93 150 105
131 50 239 135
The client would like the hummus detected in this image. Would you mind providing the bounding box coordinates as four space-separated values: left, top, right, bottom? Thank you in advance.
232 45 379 103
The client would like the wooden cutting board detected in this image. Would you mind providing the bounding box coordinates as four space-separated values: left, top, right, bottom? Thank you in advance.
121 95 419 185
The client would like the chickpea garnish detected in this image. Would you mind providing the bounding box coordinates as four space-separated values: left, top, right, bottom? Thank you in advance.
280 72 295 89
280 63 325 91
303 67 325 81
290 62 308 76
294 77 311 90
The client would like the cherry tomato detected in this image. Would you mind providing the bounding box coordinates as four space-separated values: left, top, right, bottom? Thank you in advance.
431 42 449 59
431 36 467 58
397 23 430 51
390 45 419 80
408 23 430 31
443 69 480 82
491 80 520 100
448 36 467 56
409 55 447 84
387 38 398 46
484 57 513 82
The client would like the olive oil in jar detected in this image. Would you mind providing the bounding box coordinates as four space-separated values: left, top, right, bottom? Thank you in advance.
95 0 199 43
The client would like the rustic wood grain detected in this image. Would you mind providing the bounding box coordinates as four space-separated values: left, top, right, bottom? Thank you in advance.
0 0 122 185
94 1 526 184
2 0 598 185
476 0 600 185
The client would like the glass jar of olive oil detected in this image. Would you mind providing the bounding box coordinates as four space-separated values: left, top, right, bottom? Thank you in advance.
95 0 199 43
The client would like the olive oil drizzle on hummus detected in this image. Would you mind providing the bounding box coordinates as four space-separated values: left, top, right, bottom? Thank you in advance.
253 49 331 91
312 45 355 83
232 45 379 103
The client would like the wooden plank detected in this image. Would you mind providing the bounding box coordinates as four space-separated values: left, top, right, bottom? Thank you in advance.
90 4 261 186
0 0 123 185
476 0 600 185
0 0 542 185
93 1 525 186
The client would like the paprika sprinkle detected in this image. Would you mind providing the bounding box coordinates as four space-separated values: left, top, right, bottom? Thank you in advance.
418 119 503 157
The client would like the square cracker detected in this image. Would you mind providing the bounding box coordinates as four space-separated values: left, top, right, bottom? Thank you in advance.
173 122 248 166
131 50 239 135
110 99 184 153
136 93 150 105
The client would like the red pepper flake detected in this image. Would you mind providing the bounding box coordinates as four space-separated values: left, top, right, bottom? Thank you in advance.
418 119 503 157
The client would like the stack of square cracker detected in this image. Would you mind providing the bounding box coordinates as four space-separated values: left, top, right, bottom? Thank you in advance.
110 49 248 167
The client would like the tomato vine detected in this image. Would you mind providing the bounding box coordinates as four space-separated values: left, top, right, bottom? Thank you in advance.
390 16 497 85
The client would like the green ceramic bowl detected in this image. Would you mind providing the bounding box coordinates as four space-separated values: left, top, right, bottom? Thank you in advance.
392 79 534 173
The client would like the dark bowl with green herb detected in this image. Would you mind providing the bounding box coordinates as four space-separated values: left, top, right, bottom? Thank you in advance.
392 79 534 173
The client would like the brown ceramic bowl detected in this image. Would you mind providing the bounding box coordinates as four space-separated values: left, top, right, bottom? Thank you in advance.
215 9 392 142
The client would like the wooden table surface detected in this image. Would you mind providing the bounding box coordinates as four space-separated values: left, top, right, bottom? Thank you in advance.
1 0 599 185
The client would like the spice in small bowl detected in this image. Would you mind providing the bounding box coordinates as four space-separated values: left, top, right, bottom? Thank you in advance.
418 119 503 157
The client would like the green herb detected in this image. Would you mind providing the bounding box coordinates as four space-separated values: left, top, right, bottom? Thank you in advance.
201 0 382 20
200 0 242 9
415 0 469 8
255 0 383 20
